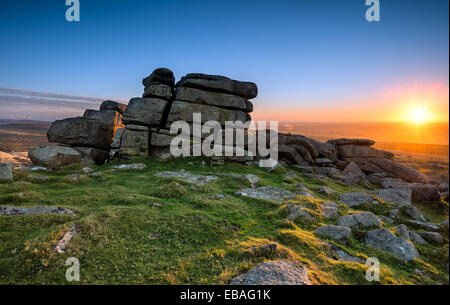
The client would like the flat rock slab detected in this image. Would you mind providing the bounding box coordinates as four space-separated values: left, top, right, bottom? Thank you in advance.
337 212 382 229
229 260 311 285
373 188 412 207
0 206 75 216
339 192 379 207
155 170 217 186
113 163 147 171
235 186 294 202
330 245 364 263
315 225 351 241
365 228 420 261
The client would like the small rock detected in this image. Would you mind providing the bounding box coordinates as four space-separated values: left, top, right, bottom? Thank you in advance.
373 188 412 207
339 192 379 207
379 215 394 224
409 232 428 245
404 206 427 222
337 212 382 229
394 224 410 239
81 167 94 174
0 163 13 182
286 204 313 220
229 260 311 285
439 219 449 230
113 163 147 171
315 225 351 241
406 220 440 231
208 194 227 200
330 244 364 263
318 186 336 196
284 171 297 179
321 201 339 219
53 225 76 254
342 162 366 185
155 170 217 186
389 209 400 219
235 186 294 202
247 243 278 254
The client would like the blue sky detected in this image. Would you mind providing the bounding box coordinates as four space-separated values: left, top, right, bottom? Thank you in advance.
0 0 448 121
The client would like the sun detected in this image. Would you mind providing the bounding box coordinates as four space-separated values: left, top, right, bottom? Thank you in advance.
405 105 432 124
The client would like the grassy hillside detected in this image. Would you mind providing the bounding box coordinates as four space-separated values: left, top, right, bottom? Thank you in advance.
0 158 448 284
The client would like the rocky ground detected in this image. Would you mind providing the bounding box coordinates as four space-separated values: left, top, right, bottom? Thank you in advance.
0 157 448 284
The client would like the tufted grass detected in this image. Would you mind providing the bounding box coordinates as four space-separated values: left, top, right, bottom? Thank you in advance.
0 157 448 284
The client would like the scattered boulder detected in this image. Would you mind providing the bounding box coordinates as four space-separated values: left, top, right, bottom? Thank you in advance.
372 188 412 207
154 170 217 186
406 220 440 231
365 228 420 261
367 172 386 186
0 206 75 216
404 206 427 222
341 162 367 185
337 212 382 229
122 97 168 126
28 146 82 169
379 215 394 224
315 225 351 241
229 260 310 285
235 186 294 202
417 232 443 244
321 201 339 219
318 186 336 196
286 204 313 220
0 163 13 182
208 194 227 200
339 192 379 207
247 243 278 255
409 231 428 245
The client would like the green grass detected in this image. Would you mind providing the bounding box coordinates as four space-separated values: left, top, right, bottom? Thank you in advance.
0 158 448 285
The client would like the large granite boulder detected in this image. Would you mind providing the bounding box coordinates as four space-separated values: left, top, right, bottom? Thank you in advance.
47 117 115 150
365 228 420 261
28 146 82 169
176 73 258 99
82 109 124 127
370 158 428 183
339 192 379 207
337 212 382 229
381 178 440 202
117 125 150 158
307 137 338 162
122 97 168 127
315 225 351 241
338 145 394 160
229 260 311 285
372 188 412 207
342 162 366 185
143 83 172 100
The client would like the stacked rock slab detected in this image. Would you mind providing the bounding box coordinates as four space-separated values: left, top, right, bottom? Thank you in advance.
111 68 175 159
46 100 126 165
328 138 428 183
149 72 258 160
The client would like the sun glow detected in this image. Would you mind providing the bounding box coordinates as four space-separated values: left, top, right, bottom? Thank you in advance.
404 105 433 124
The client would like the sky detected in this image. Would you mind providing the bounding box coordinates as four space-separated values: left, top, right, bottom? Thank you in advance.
0 0 448 122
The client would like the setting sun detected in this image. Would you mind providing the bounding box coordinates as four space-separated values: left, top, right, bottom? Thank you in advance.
404 105 433 124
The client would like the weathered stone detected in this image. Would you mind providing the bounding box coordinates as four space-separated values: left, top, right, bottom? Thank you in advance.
235 186 294 202
71 147 109 165
314 166 341 177
339 192 379 207
154 170 217 186
338 145 393 160
112 163 147 171
406 220 440 231
394 224 410 239
278 133 319 158
342 162 366 185
286 204 313 220
166 100 250 127
143 68 175 87
315 158 333 166
143 83 172 100
365 228 420 261
0 206 74 216
318 186 336 196
372 188 412 207
294 145 315 163
417 232 443 244
118 128 149 158
409 232 428 245
0 163 13 182
307 138 338 162
177 73 258 100
315 225 351 241
229 260 310 285
82 109 124 127
247 243 278 255
122 97 168 126
330 244 364 263
337 212 382 229
278 145 307 165
381 178 440 202
110 128 125 149
370 158 428 183
53 224 76 254
321 201 339 219
404 206 427 222
99 100 127 114
329 138 376 146
367 172 387 186
379 215 394 224
174 87 249 111
47 117 115 150
28 146 82 169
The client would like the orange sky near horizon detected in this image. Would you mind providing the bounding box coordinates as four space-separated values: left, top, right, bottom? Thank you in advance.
253 81 449 123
